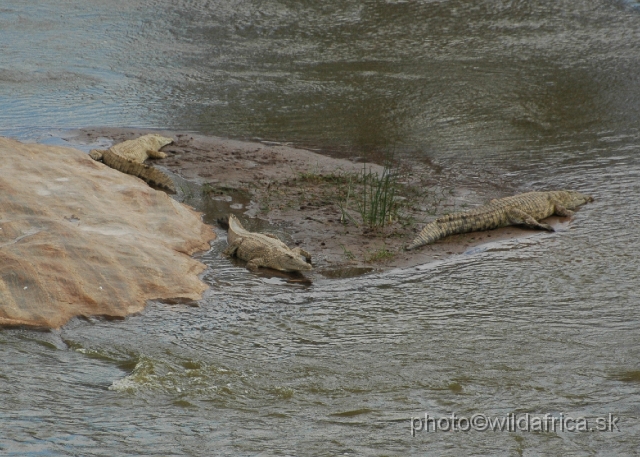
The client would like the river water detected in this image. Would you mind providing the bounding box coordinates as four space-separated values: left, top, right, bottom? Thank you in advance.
1 0 639 455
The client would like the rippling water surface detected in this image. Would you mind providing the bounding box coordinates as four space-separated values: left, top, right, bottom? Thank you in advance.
1 0 640 455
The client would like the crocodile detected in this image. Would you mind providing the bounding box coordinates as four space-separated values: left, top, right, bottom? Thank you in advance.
222 215 312 272
92 149 177 193
89 134 176 193
406 190 593 250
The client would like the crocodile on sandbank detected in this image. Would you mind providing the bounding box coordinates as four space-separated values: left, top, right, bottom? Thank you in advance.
89 134 176 192
222 215 312 272
406 190 593 250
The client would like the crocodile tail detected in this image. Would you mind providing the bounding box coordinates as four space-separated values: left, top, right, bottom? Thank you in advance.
407 218 476 250
101 150 176 193
406 221 447 250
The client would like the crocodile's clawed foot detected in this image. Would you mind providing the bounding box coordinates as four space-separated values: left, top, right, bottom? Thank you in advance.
146 149 168 159
292 247 312 263
89 149 107 161
222 240 240 257
246 259 264 270
553 202 574 218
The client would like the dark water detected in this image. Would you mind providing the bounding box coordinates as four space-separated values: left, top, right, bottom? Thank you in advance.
1 1 640 455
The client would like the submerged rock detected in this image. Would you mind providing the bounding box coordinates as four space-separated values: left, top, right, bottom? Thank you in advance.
0 137 216 328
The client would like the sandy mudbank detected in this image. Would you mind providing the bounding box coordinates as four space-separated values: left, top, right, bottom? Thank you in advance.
0 137 215 328
68 128 558 277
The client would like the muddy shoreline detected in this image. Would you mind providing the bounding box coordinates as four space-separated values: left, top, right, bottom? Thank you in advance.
66 127 569 278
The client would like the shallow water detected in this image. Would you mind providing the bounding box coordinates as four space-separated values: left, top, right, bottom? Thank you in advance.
1 0 640 455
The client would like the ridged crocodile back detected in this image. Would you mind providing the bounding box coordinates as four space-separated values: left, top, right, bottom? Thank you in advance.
406 190 589 250
101 149 176 193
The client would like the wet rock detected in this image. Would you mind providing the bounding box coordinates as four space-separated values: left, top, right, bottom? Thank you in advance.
0 137 216 328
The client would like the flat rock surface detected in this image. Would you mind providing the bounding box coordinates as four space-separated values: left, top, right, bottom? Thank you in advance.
0 137 216 328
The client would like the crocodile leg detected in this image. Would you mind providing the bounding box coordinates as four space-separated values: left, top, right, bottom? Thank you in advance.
89 149 107 161
551 201 574 217
292 247 312 263
506 207 554 231
146 149 168 159
246 258 265 270
223 238 242 256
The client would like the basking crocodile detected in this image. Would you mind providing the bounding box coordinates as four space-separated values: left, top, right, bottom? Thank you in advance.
406 190 593 250
222 215 312 272
91 149 177 193
89 134 176 193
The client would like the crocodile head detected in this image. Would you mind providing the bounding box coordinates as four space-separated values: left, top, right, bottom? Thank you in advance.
560 190 594 208
275 252 313 272
143 134 173 151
